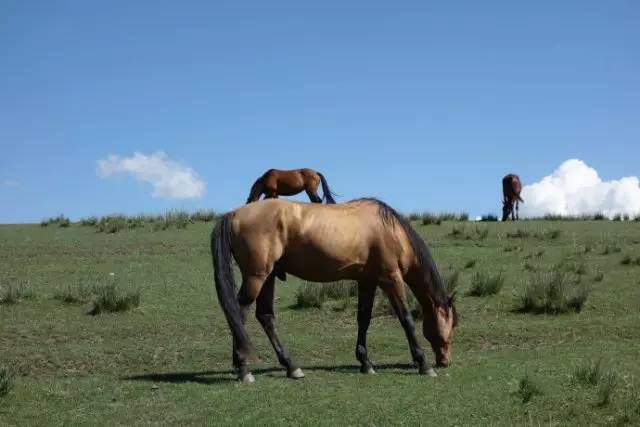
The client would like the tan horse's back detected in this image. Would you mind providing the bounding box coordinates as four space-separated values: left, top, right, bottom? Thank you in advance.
230 199 413 283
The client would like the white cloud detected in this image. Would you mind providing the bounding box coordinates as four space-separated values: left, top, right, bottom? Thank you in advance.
97 152 205 199
521 159 640 218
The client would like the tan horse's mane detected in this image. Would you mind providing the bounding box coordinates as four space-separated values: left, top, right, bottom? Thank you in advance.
348 198 453 312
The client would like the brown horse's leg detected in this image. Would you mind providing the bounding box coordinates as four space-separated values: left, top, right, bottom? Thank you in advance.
380 275 435 377
305 188 322 203
515 200 519 220
255 274 304 379
355 281 377 374
232 275 265 383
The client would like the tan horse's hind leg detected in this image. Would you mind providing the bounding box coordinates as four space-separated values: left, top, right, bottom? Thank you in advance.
379 272 436 377
233 274 268 383
255 274 304 379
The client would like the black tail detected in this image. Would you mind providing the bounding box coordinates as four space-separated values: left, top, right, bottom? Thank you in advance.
211 214 254 358
246 177 263 204
318 172 337 204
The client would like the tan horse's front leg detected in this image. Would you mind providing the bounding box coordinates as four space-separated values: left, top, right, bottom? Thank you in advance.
355 281 377 374
380 275 437 377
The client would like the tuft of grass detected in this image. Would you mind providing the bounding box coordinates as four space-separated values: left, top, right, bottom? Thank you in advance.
574 358 602 386
87 282 141 315
293 281 357 309
80 216 98 226
517 374 542 403
593 272 604 282
54 281 99 304
189 210 218 222
97 215 128 234
506 228 530 239
468 272 503 297
443 269 460 294
421 214 442 226
474 225 489 240
449 225 465 238
596 371 619 407
517 272 589 314
40 214 70 227
464 259 477 269
544 229 562 240
620 255 640 266
0 366 12 398
0 281 35 304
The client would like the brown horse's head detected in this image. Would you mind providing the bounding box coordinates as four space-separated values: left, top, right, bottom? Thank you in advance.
423 294 457 367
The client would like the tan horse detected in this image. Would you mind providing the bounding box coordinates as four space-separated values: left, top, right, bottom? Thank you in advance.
211 198 457 383
502 174 524 221
246 168 336 204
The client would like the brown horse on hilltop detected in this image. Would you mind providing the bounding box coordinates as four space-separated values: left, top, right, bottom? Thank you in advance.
246 168 336 204
212 198 457 383
502 174 524 221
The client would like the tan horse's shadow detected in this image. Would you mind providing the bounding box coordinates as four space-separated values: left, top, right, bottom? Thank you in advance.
122 363 417 385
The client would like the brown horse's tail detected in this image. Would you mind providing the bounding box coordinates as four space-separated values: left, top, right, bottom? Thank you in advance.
317 172 337 204
246 177 263 204
211 213 254 359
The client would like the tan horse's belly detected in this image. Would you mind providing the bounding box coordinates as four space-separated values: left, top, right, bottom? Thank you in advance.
278 244 367 282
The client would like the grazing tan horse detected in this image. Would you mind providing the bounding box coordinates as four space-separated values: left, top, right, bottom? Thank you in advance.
502 174 524 221
212 198 457 383
246 168 336 204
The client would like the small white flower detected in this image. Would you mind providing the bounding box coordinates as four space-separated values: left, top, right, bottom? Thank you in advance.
109 272 115 276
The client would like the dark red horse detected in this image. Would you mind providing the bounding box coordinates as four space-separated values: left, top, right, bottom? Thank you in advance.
246 168 336 204
502 174 524 221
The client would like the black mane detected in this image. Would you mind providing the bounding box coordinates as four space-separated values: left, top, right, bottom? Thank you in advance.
349 198 449 307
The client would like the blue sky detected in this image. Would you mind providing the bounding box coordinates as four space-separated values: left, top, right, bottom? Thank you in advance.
1 1 639 223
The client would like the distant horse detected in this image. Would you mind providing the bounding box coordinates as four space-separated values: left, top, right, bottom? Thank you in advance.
212 198 457 383
502 174 524 221
246 168 336 204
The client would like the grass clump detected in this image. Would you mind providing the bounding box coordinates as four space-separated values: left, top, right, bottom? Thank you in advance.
97 215 128 234
79 216 98 226
506 228 530 238
0 281 35 304
0 366 12 398
189 210 218 222
40 215 70 227
517 374 542 403
596 371 619 407
468 272 503 296
293 281 357 309
54 281 99 304
517 272 589 314
421 214 442 226
464 259 477 269
620 255 640 266
574 358 602 386
88 282 141 315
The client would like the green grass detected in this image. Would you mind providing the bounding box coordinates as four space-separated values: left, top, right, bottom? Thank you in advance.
517 272 589 314
468 271 504 296
1 220 640 425
517 374 542 403
0 366 11 398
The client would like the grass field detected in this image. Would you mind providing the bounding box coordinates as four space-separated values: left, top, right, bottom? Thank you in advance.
1 219 640 426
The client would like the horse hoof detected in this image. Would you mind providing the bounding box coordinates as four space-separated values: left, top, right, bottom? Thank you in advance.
288 368 305 379
426 368 438 378
366 367 377 375
240 373 255 383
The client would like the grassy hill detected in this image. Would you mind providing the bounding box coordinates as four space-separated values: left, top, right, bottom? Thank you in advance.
1 219 639 426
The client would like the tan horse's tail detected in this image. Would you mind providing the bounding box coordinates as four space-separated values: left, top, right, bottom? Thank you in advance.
317 172 337 204
246 176 263 204
211 214 254 359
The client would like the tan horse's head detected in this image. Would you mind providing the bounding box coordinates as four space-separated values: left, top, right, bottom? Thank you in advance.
423 294 457 367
